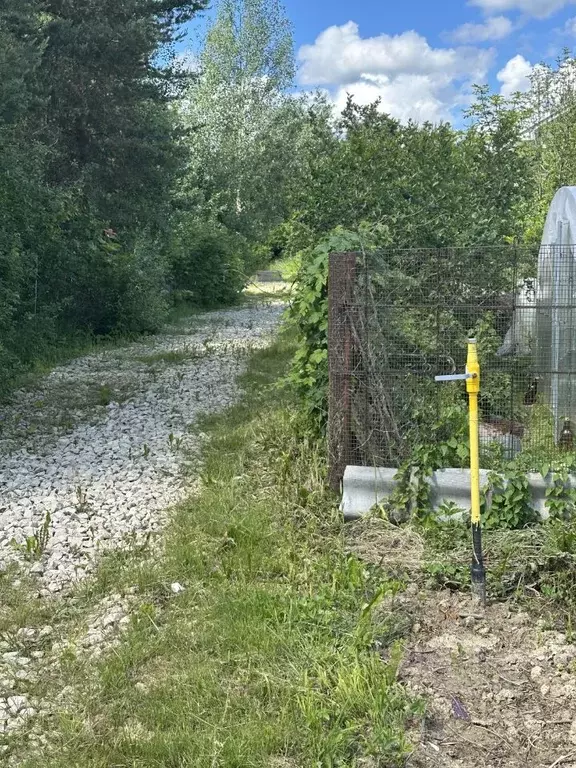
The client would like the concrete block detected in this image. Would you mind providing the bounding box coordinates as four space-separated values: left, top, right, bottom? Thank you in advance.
341 466 398 521
256 270 283 283
428 469 491 513
341 465 576 521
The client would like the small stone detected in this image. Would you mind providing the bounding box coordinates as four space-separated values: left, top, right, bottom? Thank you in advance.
477 626 490 637
171 582 185 594
540 683 551 696
7 695 28 714
531 666 544 681
495 688 515 702
86 630 104 646
101 611 122 628
555 646 576 667
6 715 26 731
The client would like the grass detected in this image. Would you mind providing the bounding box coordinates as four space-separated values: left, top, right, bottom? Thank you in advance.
0 302 203 402
133 348 202 365
11 332 419 768
414 514 576 630
270 253 301 283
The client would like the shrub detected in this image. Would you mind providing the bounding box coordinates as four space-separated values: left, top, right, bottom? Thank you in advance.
288 225 389 433
118 235 169 333
170 219 247 308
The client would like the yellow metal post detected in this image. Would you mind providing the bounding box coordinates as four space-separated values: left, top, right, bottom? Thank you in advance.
467 339 481 524
466 338 486 604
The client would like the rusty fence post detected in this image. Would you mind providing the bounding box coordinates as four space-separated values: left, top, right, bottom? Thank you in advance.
328 251 358 492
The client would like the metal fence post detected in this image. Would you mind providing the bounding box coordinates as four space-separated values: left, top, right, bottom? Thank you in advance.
328 251 357 492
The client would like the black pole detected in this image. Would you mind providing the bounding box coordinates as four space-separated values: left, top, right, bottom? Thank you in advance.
471 522 486 605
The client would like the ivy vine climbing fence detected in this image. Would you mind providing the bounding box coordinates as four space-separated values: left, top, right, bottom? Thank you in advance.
327 246 576 491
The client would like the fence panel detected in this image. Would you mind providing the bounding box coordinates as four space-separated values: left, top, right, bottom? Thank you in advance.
327 246 576 488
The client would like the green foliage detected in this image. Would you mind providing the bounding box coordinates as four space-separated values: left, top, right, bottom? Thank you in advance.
169 219 246 307
0 0 218 393
283 87 533 437
118 236 170 333
288 226 389 432
181 0 301 245
11 512 51 561
482 467 538 530
287 94 530 249
545 469 576 521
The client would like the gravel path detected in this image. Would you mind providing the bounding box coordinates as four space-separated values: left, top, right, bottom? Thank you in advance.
0 302 283 592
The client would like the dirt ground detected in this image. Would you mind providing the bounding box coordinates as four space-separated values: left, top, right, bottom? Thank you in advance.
348 518 576 768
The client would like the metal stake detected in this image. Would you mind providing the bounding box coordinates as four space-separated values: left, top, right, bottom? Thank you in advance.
435 338 486 605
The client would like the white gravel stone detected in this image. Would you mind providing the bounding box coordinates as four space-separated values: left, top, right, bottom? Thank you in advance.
0 303 283 591
7 695 28 714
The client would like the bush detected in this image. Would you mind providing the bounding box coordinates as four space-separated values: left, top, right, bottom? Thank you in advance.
288 225 389 433
170 219 247 308
118 236 169 333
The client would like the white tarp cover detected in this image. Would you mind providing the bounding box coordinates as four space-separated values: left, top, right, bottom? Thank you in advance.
535 186 576 437
497 186 576 440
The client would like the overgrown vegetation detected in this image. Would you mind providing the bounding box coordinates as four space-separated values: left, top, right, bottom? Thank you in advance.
0 0 205 392
284 58 576 449
419 516 576 628
5 335 420 767
0 0 313 395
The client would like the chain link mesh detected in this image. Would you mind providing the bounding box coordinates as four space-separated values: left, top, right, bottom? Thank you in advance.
327 247 576 489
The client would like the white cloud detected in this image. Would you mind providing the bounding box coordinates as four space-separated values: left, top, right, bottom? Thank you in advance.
298 22 493 86
297 22 494 123
332 73 461 124
470 0 575 19
497 54 533 96
450 15 514 43
565 15 576 33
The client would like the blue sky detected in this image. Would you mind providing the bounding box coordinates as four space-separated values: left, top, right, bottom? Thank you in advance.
183 0 576 123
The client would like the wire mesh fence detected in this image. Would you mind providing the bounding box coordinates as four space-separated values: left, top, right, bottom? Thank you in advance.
327 246 576 490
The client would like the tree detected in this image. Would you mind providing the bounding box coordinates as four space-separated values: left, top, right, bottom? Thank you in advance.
0 0 54 383
0 0 211 392
521 54 576 243
285 90 531 250
182 0 299 244
39 0 208 230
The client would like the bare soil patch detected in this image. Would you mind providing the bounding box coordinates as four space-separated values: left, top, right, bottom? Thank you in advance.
348 517 576 768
